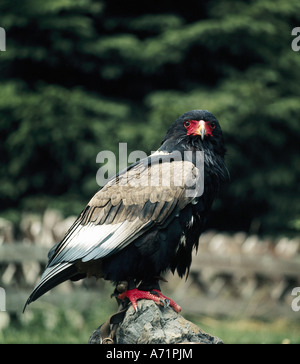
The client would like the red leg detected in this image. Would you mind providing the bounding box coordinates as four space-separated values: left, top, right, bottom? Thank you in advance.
118 288 181 313
151 289 182 313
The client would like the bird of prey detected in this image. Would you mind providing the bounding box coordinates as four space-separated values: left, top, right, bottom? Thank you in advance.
24 110 227 313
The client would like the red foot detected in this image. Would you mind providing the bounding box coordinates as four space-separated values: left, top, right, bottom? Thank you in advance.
118 288 181 313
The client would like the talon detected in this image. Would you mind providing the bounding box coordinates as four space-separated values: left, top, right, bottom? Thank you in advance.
159 299 166 307
151 289 182 313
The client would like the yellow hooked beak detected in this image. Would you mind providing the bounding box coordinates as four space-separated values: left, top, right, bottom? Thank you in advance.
199 120 206 140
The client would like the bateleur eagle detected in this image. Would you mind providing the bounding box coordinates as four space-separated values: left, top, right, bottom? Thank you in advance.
24 110 227 312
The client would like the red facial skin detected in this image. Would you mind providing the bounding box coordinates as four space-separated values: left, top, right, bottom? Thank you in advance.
184 119 215 137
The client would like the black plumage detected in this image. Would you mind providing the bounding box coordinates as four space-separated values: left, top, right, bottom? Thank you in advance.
24 110 227 311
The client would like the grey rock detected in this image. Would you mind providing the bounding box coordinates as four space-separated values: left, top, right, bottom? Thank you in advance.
89 300 223 344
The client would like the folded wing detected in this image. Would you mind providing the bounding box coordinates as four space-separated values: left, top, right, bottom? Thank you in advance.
24 154 201 308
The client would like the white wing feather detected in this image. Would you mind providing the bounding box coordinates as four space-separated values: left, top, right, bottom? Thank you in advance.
50 217 151 265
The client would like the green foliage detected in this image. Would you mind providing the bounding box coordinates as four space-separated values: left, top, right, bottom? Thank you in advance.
0 0 299 234
0 81 131 214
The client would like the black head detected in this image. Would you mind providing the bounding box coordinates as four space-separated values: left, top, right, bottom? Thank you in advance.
160 110 225 157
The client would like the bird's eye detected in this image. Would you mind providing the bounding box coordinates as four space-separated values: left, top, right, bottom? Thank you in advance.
210 122 216 128
184 120 190 128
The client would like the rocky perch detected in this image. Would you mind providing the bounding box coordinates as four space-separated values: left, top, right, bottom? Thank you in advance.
89 300 223 344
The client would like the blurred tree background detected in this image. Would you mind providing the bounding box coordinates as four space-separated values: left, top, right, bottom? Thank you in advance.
0 0 300 236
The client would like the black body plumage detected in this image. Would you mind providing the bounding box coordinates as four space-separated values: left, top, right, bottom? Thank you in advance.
24 110 227 310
